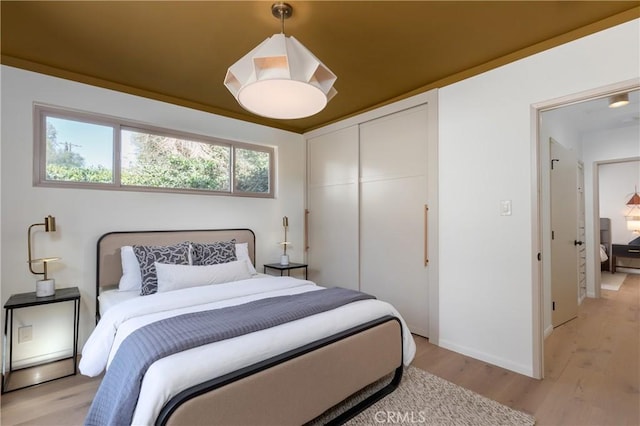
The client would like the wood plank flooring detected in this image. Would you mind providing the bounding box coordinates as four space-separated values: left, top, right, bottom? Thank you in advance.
413 272 639 426
1 274 638 425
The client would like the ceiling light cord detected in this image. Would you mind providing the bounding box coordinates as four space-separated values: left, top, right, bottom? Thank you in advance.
280 8 285 34
272 2 292 35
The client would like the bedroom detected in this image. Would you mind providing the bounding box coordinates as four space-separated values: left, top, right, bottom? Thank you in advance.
1 2 639 424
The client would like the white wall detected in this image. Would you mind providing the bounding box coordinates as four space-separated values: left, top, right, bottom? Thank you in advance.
540 112 583 157
599 160 640 244
438 19 639 376
0 66 306 366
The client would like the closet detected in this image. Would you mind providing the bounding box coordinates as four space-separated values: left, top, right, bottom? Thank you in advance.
307 104 431 337
307 126 360 291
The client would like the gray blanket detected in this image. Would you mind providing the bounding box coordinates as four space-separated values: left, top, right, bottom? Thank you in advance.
85 287 375 425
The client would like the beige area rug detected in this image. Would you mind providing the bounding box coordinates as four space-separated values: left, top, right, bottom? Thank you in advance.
601 272 627 291
311 366 536 425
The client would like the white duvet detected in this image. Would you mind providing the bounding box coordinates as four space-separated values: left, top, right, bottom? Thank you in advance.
80 276 416 425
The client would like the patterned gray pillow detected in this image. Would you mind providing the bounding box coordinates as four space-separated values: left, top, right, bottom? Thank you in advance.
191 240 237 266
133 242 190 296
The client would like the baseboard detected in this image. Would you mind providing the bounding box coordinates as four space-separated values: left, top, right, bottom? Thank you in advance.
544 325 554 339
438 338 533 378
11 349 73 370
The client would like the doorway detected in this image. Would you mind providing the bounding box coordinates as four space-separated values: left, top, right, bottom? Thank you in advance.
533 80 640 378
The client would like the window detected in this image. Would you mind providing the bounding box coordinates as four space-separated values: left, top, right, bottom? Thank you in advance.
34 106 274 198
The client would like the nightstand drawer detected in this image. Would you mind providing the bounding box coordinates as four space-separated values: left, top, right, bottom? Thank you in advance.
612 244 640 258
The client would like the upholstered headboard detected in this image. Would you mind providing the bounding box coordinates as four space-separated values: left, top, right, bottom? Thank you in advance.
96 229 255 318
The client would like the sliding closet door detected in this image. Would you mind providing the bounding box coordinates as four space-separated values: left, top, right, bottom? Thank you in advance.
307 126 359 290
360 105 429 336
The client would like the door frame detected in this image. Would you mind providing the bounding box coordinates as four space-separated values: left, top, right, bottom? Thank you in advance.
530 78 639 379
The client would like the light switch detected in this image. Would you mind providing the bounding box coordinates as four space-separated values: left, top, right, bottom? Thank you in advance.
500 200 512 216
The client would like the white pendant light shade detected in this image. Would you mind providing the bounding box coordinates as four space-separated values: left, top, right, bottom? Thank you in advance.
224 33 337 119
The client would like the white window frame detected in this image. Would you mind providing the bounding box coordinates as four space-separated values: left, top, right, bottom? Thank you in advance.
33 104 275 198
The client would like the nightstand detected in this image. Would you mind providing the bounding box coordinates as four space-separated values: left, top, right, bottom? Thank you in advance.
611 244 640 274
263 263 308 280
2 286 80 393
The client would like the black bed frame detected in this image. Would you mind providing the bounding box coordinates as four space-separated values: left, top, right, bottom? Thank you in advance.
156 315 404 426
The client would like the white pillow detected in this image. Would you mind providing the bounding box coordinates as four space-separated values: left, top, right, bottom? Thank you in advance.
155 259 254 293
118 242 255 291
235 242 257 275
118 246 142 291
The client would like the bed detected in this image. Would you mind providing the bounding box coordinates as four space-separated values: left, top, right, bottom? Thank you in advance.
600 218 612 272
82 228 415 425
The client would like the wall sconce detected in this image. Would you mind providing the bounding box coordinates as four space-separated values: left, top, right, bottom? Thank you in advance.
625 187 640 238
279 216 290 265
27 215 60 297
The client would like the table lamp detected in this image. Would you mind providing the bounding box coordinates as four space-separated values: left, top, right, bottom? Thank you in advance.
27 215 60 297
279 216 290 265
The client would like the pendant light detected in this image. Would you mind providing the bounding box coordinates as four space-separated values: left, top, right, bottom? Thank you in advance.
224 2 337 120
625 186 640 234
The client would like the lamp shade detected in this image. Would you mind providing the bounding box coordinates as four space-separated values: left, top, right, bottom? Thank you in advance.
626 191 640 206
609 93 629 108
627 216 640 233
224 33 337 119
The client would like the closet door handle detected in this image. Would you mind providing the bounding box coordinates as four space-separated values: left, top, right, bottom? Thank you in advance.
304 209 310 251
424 205 429 266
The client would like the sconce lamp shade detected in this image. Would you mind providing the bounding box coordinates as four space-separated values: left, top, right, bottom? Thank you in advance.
44 215 56 232
224 33 337 119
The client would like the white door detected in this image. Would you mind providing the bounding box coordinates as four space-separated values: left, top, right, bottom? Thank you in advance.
307 126 359 290
550 138 579 327
360 105 429 336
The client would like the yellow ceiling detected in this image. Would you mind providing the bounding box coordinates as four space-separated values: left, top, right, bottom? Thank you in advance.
2 1 639 133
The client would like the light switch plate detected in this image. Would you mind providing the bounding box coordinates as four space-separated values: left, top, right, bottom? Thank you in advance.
18 325 32 343
500 200 512 216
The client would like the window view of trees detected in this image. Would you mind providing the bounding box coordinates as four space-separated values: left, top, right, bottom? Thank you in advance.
38 108 274 197
122 130 231 191
45 120 113 183
235 148 270 193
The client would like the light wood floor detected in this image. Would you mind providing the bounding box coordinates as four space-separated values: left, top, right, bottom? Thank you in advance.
1 274 638 425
